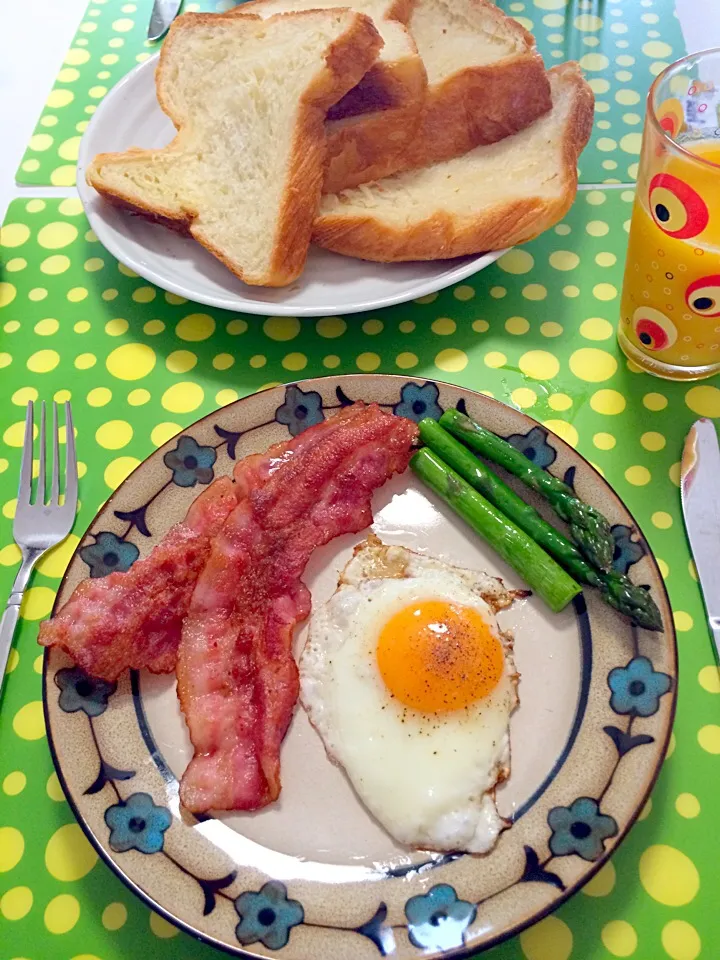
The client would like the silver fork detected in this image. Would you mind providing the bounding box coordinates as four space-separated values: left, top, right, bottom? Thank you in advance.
0 401 78 694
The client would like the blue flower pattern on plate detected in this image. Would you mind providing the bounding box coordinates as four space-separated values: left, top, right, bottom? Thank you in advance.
393 382 443 423
611 524 646 574
548 797 617 861
105 792 172 854
405 884 476 951
163 436 217 487
608 656 672 717
80 531 139 578
55 666 116 717
275 385 325 436
235 880 304 950
506 426 556 468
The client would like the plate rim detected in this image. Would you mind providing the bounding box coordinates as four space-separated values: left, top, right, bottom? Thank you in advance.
42 374 678 958
75 57 506 317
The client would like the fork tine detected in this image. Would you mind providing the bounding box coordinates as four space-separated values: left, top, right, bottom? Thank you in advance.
50 402 60 506
37 401 47 506
64 402 78 511
17 401 34 505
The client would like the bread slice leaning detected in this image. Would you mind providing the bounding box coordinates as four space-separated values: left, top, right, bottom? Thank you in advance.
323 0 552 193
313 62 594 261
232 0 427 201
234 0 424 119
85 10 382 287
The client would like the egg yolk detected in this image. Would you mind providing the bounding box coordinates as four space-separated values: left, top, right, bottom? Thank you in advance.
376 601 504 713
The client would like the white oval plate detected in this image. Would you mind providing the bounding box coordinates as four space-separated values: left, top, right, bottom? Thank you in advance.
76 56 504 317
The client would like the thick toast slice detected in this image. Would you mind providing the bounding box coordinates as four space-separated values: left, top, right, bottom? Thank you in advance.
235 0 425 119
85 10 382 286
323 0 552 193
314 63 593 260
233 0 427 200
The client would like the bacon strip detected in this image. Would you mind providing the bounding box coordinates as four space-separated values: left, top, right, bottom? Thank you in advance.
37 405 379 681
177 403 418 813
38 477 239 681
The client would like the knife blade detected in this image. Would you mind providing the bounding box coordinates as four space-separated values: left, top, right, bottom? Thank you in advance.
681 417 720 661
148 0 183 42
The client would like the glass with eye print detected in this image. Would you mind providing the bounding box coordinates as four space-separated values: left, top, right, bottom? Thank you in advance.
618 49 720 380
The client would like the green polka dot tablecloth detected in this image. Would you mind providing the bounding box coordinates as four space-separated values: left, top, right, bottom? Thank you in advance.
2 188 720 960
14 0 686 188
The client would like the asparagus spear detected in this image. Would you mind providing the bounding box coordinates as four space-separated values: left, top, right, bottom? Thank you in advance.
595 571 663 632
410 447 581 613
419 419 662 631
441 408 615 573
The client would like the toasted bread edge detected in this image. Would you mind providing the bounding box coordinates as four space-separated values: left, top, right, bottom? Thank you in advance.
313 62 595 262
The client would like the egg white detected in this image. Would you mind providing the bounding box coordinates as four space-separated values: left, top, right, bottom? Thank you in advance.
299 543 518 854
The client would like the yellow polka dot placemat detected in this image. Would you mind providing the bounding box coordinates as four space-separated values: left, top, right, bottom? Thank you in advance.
14 0 685 189
1 188 719 959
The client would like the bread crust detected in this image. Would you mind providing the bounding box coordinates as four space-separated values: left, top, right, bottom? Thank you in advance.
328 0 422 119
236 0 424 121
85 10 382 286
268 11 383 283
313 63 594 261
323 50 549 192
412 0 550 163
326 44 424 119
324 90 423 193
404 53 551 168
322 0 551 192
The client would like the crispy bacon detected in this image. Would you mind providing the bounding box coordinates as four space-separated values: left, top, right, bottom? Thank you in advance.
38 477 239 681
177 403 418 813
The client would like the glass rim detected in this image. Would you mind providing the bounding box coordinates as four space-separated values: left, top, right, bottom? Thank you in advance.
647 46 720 171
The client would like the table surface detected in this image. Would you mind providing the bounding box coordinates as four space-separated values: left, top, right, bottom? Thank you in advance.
2 3 720 960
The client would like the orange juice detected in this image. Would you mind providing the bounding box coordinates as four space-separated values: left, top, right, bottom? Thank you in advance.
687 141 720 165
618 53 720 380
619 137 720 379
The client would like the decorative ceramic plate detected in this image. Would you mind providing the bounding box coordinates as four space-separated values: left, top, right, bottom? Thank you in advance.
76 57 504 317
44 375 676 960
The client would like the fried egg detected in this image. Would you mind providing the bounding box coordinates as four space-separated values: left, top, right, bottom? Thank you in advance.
299 536 519 854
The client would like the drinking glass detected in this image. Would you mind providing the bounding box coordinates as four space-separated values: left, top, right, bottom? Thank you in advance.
618 48 720 380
